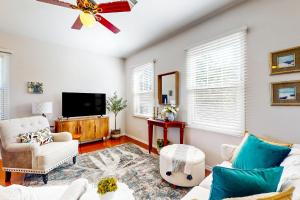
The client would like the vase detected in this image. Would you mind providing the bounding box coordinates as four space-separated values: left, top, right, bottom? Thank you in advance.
166 113 176 121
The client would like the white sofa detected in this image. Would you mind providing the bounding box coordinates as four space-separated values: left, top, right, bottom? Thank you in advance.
181 143 300 200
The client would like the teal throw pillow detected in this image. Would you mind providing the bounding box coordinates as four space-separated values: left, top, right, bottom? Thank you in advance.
209 166 283 200
232 134 291 169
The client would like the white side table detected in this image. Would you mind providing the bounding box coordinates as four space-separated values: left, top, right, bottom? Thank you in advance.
80 182 135 200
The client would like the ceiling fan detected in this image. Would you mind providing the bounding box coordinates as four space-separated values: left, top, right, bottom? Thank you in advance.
36 0 137 33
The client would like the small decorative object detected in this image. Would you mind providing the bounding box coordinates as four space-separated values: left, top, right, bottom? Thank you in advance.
161 105 179 121
27 82 44 94
162 95 168 104
97 177 118 195
106 92 127 139
271 80 300 106
157 139 169 154
32 102 53 117
270 46 300 75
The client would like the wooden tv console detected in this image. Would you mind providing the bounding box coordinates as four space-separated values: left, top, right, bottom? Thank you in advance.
55 116 109 144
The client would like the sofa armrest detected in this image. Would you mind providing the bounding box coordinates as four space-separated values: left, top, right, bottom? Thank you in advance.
52 132 73 142
221 144 238 161
5 143 40 155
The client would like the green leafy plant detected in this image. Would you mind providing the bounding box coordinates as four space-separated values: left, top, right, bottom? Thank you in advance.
106 92 128 131
97 177 118 195
157 139 169 149
157 139 164 149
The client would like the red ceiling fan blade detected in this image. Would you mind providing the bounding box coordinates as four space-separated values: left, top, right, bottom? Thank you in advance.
71 16 83 30
36 0 76 9
95 14 120 34
97 1 131 13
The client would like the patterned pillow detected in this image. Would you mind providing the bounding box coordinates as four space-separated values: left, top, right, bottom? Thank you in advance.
17 132 37 143
223 187 295 200
35 127 53 145
17 127 53 145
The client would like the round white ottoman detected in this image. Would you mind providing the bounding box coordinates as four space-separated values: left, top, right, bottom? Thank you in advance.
159 144 205 187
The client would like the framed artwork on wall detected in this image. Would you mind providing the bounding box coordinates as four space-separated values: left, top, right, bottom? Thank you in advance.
271 80 300 106
27 82 44 94
270 46 300 75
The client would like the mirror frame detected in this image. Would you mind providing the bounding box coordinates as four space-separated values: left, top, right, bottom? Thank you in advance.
158 71 179 105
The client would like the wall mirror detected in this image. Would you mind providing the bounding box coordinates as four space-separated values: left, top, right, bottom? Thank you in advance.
158 71 179 105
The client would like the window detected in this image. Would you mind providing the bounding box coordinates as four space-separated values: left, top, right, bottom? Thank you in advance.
186 30 247 136
132 62 154 117
0 52 9 120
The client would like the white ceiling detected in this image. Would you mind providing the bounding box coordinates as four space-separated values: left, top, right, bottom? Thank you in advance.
0 0 243 58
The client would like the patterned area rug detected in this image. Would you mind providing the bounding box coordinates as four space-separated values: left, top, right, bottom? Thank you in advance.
24 143 191 199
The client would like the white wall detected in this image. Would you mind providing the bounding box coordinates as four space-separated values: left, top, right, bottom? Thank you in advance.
0 32 126 131
125 0 300 167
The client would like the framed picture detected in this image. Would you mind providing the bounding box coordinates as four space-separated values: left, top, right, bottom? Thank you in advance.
271 80 300 106
270 46 300 75
27 82 44 94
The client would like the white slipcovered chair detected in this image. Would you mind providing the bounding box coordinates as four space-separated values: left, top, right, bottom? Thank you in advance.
0 116 78 184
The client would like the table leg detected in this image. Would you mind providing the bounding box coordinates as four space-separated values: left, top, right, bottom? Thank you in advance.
148 124 153 154
180 127 184 144
163 127 168 146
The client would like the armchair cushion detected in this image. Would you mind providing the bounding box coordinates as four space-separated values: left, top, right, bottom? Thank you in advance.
37 140 78 170
52 132 73 142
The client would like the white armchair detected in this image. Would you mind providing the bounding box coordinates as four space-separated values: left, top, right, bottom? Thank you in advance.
0 116 78 184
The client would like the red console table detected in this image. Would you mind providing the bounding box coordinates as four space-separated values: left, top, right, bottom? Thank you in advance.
147 119 186 154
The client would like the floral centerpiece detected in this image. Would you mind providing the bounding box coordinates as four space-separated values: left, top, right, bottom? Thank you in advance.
97 177 118 195
161 105 179 121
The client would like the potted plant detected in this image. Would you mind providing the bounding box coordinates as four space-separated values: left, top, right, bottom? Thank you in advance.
106 92 127 139
156 139 169 154
161 105 179 121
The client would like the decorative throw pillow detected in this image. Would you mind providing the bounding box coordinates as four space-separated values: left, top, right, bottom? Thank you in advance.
209 166 283 200
35 127 53 145
259 187 294 200
232 134 291 170
223 187 294 200
17 127 53 145
17 132 34 143
231 133 292 162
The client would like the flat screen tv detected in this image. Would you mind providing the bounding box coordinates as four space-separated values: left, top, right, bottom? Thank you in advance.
62 92 106 118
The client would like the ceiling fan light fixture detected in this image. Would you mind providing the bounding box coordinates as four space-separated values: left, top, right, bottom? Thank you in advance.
79 12 96 27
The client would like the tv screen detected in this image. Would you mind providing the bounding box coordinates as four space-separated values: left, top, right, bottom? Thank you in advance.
62 92 106 118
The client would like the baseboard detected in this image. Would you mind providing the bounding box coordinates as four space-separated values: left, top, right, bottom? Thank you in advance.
125 134 157 148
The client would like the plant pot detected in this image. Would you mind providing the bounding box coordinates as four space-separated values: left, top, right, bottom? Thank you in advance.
157 147 163 155
111 129 121 139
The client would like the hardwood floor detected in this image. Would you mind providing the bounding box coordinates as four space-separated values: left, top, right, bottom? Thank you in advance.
0 136 210 186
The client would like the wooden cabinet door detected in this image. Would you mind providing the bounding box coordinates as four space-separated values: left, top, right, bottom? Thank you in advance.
78 119 96 142
56 121 78 138
95 118 109 139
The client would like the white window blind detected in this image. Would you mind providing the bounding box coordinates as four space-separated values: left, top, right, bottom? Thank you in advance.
186 30 247 136
133 62 154 117
0 52 10 120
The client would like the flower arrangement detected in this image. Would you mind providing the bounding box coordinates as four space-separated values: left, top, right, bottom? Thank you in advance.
161 105 179 121
97 177 118 195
